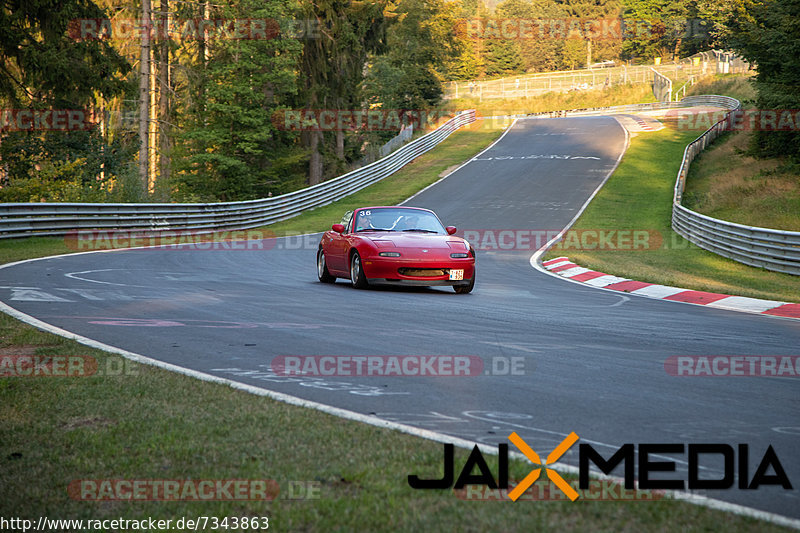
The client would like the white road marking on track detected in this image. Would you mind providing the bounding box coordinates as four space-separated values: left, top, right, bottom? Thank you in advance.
479 341 540 353
9 288 72 302
401 118 520 205
473 154 601 161
609 295 630 307
65 269 146 287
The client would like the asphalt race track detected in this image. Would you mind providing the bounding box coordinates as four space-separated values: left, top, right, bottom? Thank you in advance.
2 116 799 520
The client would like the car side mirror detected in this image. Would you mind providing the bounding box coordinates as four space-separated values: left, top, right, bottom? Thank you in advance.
446 226 457 235
332 224 345 233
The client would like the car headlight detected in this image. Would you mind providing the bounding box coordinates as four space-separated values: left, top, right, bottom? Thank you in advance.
379 252 401 257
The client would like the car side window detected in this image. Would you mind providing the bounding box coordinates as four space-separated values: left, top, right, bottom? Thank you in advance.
341 211 354 233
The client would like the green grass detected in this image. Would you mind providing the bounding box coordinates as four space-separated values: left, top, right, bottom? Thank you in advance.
543 125 800 303
686 74 757 104
683 130 800 233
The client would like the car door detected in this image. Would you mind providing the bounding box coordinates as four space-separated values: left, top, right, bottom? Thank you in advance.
326 210 353 274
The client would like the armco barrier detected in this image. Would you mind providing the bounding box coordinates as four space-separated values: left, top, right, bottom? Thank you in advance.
670 97 800 275
0 110 476 240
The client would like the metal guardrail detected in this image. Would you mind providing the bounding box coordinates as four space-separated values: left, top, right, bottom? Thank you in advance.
0 110 476 240
651 68 673 102
670 97 800 275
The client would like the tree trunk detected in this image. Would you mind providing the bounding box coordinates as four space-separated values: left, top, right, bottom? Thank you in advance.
138 0 151 193
308 130 323 185
336 129 344 161
158 0 171 194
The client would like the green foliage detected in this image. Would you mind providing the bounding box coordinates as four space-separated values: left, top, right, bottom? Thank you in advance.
443 38 483 80
483 39 523 76
172 0 304 201
561 39 587 70
0 0 130 108
620 0 714 61
725 0 800 160
0 156 140 203
475 0 623 76
0 0 134 203
365 0 461 110
0 125 140 202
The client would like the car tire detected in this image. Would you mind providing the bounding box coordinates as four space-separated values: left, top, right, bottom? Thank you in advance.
317 248 336 283
350 251 369 289
454 268 475 294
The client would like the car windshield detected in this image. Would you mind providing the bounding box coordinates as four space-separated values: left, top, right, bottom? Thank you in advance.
353 208 446 234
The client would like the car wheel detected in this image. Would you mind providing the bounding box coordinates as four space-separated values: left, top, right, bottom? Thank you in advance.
454 268 475 294
350 251 369 289
317 248 336 283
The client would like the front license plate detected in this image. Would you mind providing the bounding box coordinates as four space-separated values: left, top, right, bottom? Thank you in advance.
449 269 464 281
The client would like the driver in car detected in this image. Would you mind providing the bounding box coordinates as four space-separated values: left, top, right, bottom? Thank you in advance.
399 214 419 230
355 211 375 231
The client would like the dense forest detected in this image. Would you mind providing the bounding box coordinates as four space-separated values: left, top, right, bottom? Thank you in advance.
0 0 796 203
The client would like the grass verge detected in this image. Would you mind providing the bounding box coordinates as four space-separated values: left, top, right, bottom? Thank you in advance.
445 82 656 117
684 130 800 231
686 74 757 104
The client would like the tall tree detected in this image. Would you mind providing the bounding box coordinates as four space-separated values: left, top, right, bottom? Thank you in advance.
559 0 622 67
0 0 132 197
299 0 389 185
173 0 304 200
620 0 712 61
726 0 800 160
364 0 461 111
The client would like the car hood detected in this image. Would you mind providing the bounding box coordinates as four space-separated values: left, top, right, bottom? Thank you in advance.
365 232 464 249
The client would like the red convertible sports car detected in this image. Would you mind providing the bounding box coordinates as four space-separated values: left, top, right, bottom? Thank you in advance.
316 206 475 293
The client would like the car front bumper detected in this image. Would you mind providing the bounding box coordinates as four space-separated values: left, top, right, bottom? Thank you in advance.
361 256 475 284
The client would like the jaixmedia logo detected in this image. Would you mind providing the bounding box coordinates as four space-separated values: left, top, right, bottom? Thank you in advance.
408 433 793 501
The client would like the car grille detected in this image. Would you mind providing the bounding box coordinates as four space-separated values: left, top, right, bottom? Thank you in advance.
398 268 447 277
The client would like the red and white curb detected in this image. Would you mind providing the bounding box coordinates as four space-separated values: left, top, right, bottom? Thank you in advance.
542 257 800 320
